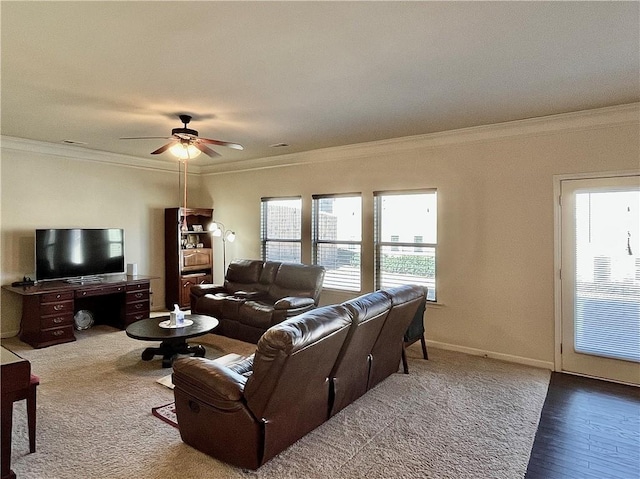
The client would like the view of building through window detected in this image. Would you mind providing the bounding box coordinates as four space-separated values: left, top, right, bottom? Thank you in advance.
261 197 302 263
375 190 437 301
574 189 639 362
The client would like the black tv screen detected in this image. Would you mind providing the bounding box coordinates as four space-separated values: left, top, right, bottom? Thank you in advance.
35 229 125 281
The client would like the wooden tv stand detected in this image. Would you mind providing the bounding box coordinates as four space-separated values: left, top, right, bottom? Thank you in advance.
3 275 154 348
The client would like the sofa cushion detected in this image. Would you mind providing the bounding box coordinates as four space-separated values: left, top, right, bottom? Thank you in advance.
201 293 245 321
224 260 264 295
172 357 247 409
269 263 324 300
225 259 263 283
238 300 276 330
260 261 281 287
274 296 315 310
329 291 391 416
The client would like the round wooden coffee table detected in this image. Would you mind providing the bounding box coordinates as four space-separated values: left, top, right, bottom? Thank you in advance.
125 314 219 368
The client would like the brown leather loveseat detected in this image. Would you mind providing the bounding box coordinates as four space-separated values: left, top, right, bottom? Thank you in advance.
190 259 325 343
172 284 425 470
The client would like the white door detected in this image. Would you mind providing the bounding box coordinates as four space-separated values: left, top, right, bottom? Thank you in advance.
560 175 640 385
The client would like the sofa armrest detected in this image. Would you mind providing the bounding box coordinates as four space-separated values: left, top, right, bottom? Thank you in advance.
233 291 268 300
274 296 315 310
190 284 227 298
172 357 248 411
214 353 255 377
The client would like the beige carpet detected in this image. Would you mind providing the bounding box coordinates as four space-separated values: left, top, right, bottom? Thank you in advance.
3 326 550 479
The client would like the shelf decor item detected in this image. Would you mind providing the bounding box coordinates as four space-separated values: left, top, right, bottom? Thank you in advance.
193 224 203 232
187 234 198 246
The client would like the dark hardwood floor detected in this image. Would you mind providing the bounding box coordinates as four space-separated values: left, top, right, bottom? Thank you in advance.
525 372 640 479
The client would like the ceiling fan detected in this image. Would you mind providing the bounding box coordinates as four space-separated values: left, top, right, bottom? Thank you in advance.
121 114 243 158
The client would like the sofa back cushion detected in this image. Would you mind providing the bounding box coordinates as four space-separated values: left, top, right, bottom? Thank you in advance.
368 285 424 389
224 259 264 292
244 304 351 463
260 261 281 284
268 262 325 302
329 290 392 416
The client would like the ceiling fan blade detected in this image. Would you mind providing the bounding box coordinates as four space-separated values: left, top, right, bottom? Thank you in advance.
194 142 221 157
198 138 244 150
120 136 173 140
151 141 177 155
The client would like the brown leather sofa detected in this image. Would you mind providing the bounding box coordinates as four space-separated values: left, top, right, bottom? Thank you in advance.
189 259 325 343
172 284 424 470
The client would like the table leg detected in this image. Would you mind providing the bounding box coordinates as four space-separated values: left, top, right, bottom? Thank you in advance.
1 399 16 479
140 340 206 368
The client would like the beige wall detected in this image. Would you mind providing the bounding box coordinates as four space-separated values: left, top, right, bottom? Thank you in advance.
1 105 638 369
201 105 639 368
0 144 209 334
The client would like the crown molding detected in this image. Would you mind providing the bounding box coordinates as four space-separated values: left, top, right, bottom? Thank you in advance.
0 136 202 174
2 102 637 177
200 102 640 175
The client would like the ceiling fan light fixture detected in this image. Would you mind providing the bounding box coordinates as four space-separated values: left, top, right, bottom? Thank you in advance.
170 142 201 160
122 113 241 158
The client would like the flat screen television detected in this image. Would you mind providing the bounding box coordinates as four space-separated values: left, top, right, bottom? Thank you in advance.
35 228 125 282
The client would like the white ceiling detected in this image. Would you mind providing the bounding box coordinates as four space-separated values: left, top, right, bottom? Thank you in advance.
2 1 638 169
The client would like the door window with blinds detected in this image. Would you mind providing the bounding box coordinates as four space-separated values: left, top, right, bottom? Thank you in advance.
573 188 639 362
374 190 437 301
312 194 362 291
260 197 302 263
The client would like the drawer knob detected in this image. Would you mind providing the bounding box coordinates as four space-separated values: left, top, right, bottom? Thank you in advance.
52 330 64 336
135 292 143 299
53 317 64 324
53 304 64 311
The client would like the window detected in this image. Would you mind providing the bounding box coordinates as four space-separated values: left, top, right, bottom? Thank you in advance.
374 190 437 301
261 197 302 262
312 194 362 291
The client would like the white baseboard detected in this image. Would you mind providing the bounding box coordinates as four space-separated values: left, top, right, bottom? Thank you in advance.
425 340 554 371
1 329 20 339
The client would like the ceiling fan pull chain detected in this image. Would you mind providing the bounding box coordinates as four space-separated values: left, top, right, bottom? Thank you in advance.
183 157 188 213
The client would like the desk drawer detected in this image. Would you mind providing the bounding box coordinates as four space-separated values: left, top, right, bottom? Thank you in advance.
40 291 74 303
38 325 75 344
40 300 73 316
127 282 149 292
41 313 73 329
125 311 149 326
76 285 125 298
126 290 149 302
126 301 149 314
